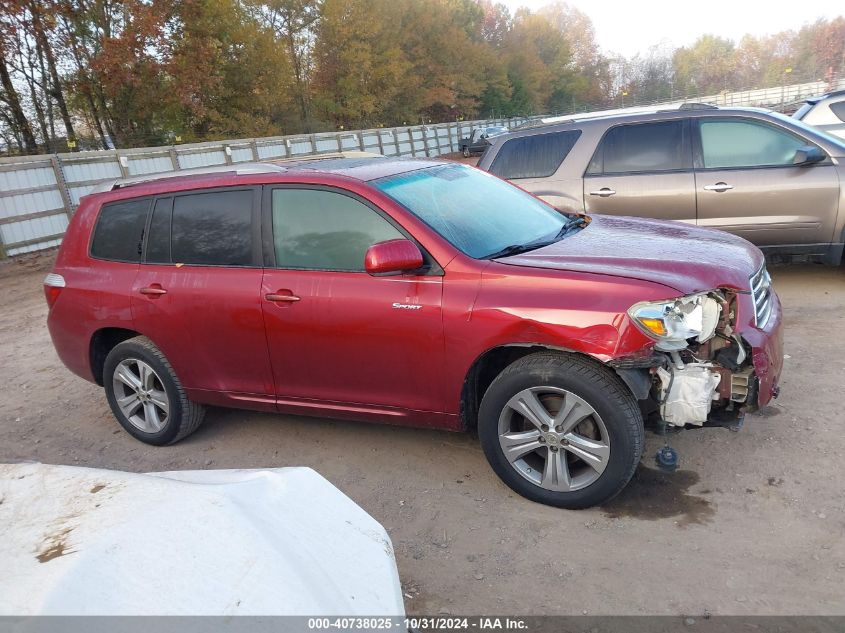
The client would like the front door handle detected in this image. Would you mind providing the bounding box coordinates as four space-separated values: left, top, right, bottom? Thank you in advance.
139 285 167 296
703 182 734 192
265 292 301 303
589 188 616 197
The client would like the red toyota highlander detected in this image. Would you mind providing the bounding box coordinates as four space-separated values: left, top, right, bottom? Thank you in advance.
45 157 783 508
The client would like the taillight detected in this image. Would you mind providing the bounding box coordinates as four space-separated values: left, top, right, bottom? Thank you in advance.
43 273 66 309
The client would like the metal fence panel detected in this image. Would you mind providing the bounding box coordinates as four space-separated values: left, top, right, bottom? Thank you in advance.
62 159 122 183
6 78 839 257
256 141 287 160
230 145 255 163
127 154 174 176
178 149 227 169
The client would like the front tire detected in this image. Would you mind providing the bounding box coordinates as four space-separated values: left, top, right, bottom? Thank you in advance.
462 145 470 157
103 336 205 445
478 352 643 509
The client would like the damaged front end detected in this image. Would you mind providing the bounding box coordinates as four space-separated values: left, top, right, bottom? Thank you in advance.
621 278 776 431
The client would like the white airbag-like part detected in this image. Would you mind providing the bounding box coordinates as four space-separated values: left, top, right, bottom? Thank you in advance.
657 364 721 426
697 296 721 342
0 464 405 616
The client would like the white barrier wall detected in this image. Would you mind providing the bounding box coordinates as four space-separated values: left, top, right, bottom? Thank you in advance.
0 116 533 256
2 75 844 256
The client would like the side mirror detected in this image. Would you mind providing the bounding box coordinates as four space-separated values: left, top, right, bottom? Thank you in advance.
793 145 825 166
365 239 424 275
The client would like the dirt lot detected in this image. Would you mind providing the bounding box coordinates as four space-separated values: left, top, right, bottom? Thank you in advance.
1 250 844 617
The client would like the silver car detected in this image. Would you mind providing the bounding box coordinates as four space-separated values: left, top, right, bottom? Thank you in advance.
478 105 845 265
794 89 845 140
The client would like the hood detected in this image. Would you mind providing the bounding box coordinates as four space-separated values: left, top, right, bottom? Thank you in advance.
498 214 763 295
0 464 405 616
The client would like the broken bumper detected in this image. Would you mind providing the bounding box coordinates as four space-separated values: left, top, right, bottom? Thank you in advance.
740 288 784 408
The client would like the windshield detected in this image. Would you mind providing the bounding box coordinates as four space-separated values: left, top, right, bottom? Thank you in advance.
373 163 567 259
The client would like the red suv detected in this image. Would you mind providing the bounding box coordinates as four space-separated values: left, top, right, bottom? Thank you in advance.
45 157 783 508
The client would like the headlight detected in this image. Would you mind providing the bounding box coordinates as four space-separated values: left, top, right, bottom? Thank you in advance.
628 293 721 351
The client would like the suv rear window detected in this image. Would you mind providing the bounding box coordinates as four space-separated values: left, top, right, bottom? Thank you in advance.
91 198 150 262
489 131 581 179
171 190 253 266
587 120 690 174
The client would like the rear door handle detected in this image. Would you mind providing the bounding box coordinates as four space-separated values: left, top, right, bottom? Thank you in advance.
703 182 734 192
139 286 167 296
265 292 301 303
589 188 616 197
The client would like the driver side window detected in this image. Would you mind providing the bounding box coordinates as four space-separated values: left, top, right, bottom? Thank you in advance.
699 119 808 169
271 188 403 271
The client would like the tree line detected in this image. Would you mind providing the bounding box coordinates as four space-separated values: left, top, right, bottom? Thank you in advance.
0 0 843 155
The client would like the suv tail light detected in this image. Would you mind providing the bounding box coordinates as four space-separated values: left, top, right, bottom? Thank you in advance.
43 273 66 309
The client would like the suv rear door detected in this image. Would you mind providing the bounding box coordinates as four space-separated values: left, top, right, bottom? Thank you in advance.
260 185 446 422
582 119 696 223
692 116 840 247
131 187 276 404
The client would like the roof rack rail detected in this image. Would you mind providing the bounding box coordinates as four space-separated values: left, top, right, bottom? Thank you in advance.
89 162 287 195
677 102 719 110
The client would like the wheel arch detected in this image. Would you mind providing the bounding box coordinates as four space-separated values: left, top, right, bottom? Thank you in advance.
89 327 142 386
460 344 585 430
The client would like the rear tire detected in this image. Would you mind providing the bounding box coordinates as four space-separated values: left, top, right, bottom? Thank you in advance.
462 146 470 157
103 336 205 445
478 352 643 509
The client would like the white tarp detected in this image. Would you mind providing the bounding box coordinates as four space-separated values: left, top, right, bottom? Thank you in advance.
0 463 405 616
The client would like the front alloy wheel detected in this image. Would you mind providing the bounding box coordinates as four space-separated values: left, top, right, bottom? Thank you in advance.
498 386 610 492
479 352 643 509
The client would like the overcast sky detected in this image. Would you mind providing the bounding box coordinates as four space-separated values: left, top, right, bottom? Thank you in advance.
501 0 845 58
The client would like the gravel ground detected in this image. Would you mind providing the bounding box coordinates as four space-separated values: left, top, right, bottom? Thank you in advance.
1 249 843 617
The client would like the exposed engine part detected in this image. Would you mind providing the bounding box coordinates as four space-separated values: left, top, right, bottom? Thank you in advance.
669 350 686 370
731 335 747 365
656 363 721 427
714 345 741 371
729 367 755 403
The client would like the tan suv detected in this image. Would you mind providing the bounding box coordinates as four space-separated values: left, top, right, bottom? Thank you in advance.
477 105 845 265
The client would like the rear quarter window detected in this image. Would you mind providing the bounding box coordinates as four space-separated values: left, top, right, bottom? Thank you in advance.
488 130 581 179
90 198 151 262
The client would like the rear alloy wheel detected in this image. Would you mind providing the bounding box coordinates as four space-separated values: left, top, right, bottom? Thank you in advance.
479 352 643 508
104 336 205 445
112 358 170 434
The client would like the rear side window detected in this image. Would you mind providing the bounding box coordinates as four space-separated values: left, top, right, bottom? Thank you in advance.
489 131 581 179
271 188 403 271
587 121 690 174
91 198 150 262
171 190 253 266
830 101 845 123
